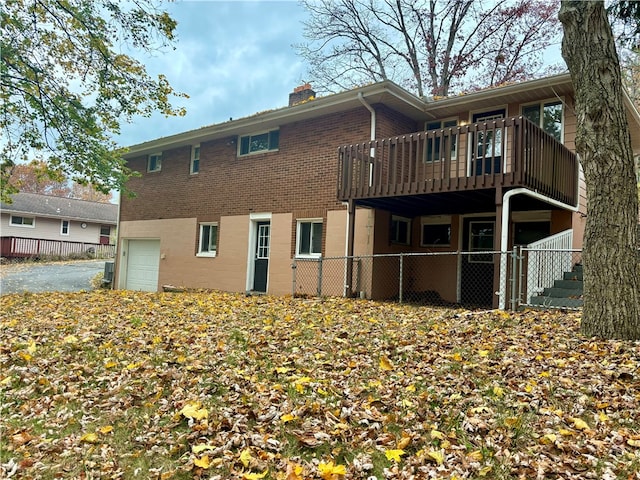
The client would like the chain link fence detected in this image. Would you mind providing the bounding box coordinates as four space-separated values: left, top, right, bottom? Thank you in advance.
292 248 584 310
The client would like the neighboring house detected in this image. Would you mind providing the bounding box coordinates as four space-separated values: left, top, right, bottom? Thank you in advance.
115 73 640 307
1 193 118 258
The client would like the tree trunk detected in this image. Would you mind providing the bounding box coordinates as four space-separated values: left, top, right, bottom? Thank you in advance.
559 1 640 339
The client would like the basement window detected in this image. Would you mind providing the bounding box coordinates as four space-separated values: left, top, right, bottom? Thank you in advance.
197 223 218 257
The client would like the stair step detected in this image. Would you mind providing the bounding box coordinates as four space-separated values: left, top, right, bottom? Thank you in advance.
554 279 583 289
542 287 583 298
563 270 583 281
530 296 584 308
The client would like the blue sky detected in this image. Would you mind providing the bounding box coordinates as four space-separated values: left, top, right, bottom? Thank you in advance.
116 1 309 148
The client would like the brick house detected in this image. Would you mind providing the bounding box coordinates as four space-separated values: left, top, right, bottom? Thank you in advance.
115 73 640 307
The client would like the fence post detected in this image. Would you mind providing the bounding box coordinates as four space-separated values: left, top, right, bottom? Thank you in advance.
316 257 323 297
291 258 297 297
510 247 518 311
399 253 404 304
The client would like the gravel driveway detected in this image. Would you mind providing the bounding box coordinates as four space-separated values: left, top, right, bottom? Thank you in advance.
0 260 108 295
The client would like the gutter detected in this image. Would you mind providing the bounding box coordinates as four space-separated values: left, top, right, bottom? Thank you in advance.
498 188 579 309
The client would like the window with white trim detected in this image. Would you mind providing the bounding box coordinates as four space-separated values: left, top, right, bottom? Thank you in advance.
197 223 218 257
390 215 411 245
239 129 279 156
147 153 162 172
10 215 34 227
61 220 70 235
421 215 451 246
522 100 563 141
425 119 458 162
296 219 323 257
190 145 200 174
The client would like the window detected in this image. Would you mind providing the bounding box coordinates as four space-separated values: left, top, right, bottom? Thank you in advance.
147 153 162 172
61 220 70 235
425 119 457 162
197 223 218 256
469 221 495 263
390 215 411 245
10 215 34 227
296 219 323 257
239 129 279 156
522 100 563 141
421 216 451 246
190 145 200 174
100 225 111 245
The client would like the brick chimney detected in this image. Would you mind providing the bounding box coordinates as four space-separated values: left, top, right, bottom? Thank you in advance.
289 83 315 106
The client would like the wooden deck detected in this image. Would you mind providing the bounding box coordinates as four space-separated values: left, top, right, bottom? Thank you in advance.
338 117 578 208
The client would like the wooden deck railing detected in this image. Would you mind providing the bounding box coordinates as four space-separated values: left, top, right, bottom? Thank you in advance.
338 116 578 206
0 236 116 259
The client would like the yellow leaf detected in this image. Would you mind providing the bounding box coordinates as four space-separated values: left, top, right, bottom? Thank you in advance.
425 449 444 465
379 356 394 371
240 448 252 467
27 340 36 354
452 352 463 362
570 417 590 431
397 435 411 450
192 444 216 454
280 413 298 423
478 349 490 357
64 335 78 344
478 465 493 476
627 438 640 448
558 429 574 436
180 401 208 420
385 449 405 462
504 416 519 427
318 461 346 479
493 385 504 397
275 366 293 374
243 471 268 480
539 433 557 445
467 450 483 461
285 462 304 480
0 376 12 386
430 429 445 440
194 455 211 469
99 425 113 434
104 360 118 369
405 384 416 392
80 432 99 444
18 352 32 362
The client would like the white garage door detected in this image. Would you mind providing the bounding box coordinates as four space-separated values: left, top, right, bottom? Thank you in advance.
125 240 160 291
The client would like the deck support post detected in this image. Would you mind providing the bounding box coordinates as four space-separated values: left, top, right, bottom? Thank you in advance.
494 187 504 309
345 200 356 297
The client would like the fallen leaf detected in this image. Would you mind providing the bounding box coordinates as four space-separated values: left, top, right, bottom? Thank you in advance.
379 356 393 371
385 449 405 462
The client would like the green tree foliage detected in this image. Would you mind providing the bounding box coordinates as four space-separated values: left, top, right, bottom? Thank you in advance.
0 0 186 203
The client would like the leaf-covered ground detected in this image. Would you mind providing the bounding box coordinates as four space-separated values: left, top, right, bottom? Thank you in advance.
1 291 639 479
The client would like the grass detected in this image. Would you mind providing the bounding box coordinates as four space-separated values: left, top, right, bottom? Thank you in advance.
1 290 639 479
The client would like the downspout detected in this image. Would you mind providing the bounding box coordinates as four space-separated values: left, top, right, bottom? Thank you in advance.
358 92 376 143
343 93 377 296
498 188 579 309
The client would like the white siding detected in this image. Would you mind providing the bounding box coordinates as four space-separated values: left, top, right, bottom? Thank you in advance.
0 213 107 244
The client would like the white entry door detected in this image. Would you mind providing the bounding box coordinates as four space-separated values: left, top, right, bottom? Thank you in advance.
125 239 160 291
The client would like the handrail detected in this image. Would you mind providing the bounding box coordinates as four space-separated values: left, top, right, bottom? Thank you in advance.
337 117 578 206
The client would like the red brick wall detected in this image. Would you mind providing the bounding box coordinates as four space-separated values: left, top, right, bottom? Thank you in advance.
121 106 419 225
